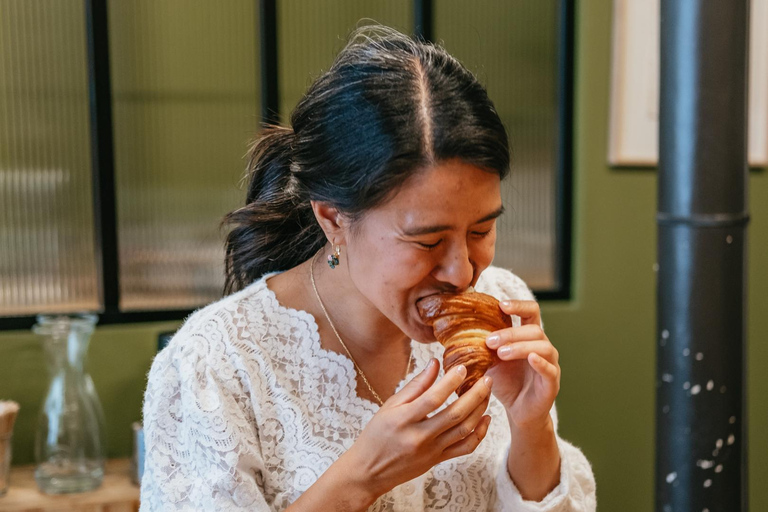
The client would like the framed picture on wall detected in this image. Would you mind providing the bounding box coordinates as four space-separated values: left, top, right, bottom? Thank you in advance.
608 0 768 167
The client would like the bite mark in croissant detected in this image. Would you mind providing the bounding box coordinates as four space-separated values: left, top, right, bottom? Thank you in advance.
417 292 511 395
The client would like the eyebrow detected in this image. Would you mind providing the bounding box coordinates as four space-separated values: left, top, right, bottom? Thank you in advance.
402 205 505 236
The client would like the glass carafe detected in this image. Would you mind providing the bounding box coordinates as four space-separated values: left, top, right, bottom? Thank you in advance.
32 314 105 494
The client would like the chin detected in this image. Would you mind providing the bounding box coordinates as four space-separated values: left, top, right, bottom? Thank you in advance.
400 302 435 343
405 320 438 344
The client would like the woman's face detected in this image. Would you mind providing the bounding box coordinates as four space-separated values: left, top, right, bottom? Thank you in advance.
344 159 503 343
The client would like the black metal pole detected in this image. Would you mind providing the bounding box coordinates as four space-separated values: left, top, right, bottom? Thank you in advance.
85 0 120 314
552 0 574 301
657 2 750 511
259 0 279 125
414 0 433 43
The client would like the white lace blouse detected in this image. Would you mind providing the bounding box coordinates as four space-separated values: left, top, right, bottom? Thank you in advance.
140 266 596 511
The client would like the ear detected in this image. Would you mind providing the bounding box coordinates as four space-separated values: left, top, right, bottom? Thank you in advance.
310 200 352 245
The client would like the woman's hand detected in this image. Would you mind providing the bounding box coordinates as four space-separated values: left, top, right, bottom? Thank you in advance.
302 358 493 510
484 300 560 429
484 300 562 501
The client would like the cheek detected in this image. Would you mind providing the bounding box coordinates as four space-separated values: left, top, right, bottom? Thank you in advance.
379 248 437 289
474 233 497 268
348 237 432 294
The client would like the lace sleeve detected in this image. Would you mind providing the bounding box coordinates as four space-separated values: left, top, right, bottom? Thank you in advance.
140 311 271 511
493 432 597 511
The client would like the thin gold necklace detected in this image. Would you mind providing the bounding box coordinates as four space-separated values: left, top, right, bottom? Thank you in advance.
310 251 411 406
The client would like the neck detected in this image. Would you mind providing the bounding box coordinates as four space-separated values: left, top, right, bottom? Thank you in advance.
307 251 409 357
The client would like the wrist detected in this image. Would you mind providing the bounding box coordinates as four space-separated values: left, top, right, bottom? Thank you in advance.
506 410 555 441
288 450 379 512
330 450 381 509
506 413 561 502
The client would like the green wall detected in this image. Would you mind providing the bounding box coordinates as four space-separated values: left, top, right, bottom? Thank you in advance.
0 322 180 465
0 1 765 511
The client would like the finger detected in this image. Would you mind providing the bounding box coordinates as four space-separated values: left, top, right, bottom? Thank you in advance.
407 364 467 420
499 300 541 326
387 358 440 407
486 324 546 349
439 415 492 462
433 393 490 449
496 341 559 363
528 353 561 389
425 374 493 432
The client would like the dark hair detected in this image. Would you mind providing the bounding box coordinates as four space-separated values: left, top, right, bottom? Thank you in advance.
223 25 510 293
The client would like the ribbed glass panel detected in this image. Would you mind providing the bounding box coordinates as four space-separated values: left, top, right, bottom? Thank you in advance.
0 0 100 316
108 0 259 310
436 1 560 290
278 0 412 120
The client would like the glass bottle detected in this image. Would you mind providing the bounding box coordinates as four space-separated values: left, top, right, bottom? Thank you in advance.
32 314 105 494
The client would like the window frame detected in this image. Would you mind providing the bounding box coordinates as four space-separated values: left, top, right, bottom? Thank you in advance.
0 0 573 331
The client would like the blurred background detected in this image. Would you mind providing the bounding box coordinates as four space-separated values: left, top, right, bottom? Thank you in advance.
0 1 765 511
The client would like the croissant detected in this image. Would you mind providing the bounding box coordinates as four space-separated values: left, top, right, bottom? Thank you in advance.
417 291 511 395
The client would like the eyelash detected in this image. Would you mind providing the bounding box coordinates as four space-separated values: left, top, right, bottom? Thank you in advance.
416 230 493 250
418 240 442 250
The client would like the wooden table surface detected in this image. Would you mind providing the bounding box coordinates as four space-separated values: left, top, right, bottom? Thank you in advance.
0 459 139 512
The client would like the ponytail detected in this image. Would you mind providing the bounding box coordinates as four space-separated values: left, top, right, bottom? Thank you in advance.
222 126 325 294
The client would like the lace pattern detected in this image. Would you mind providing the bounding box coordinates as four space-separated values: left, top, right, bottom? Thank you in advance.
141 266 596 511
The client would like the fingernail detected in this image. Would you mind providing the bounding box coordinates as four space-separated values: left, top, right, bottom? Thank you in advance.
454 364 467 377
501 300 512 307
486 334 500 347
483 376 493 388
498 345 512 358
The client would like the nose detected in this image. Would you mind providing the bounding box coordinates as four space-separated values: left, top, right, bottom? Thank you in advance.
433 241 475 291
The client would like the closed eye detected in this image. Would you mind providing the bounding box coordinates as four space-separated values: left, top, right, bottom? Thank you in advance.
471 229 493 238
417 239 443 250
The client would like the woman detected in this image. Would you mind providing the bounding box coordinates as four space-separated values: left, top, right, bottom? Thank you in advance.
141 26 596 511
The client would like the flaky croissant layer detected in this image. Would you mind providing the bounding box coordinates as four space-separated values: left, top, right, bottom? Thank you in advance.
417 292 511 395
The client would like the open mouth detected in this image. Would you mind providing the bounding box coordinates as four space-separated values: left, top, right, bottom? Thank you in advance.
415 293 440 305
416 285 475 305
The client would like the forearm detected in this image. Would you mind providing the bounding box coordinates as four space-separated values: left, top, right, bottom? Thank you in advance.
286 451 379 512
506 412 561 502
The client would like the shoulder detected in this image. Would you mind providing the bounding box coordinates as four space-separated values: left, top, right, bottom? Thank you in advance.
149 276 277 377
474 265 536 302
143 279 281 428
181 275 274 336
